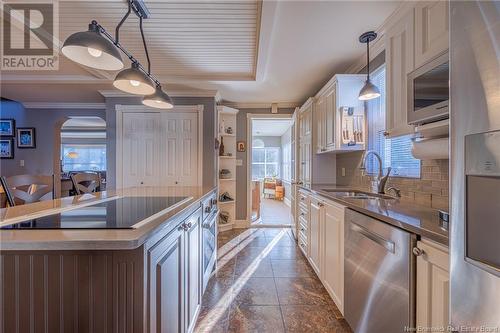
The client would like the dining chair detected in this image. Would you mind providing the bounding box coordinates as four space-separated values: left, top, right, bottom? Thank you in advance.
0 174 55 207
70 172 101 195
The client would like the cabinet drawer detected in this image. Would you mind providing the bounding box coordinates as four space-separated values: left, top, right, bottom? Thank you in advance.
298 232 308 255
299 216 308 231
202 191 217 221
298 190 310 204
298 205 309 220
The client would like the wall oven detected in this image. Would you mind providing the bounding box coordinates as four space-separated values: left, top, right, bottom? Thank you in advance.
202 194 218 292
407 52 449 125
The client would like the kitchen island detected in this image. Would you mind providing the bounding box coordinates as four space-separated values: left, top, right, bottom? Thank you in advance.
0 186 218 333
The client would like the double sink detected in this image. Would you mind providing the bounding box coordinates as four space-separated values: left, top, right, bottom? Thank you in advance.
321 189 396 200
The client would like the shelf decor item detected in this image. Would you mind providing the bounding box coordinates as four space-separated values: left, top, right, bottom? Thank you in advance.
16 127 36 148
0 119 15 136
237 141 245 152
219 137 225 156
0 138 14 159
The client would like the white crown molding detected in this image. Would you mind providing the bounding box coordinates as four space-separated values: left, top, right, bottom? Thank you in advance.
99 89 220 98
222 102 300 109
23 102 106 109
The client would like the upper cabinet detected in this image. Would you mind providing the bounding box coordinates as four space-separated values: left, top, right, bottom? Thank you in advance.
414 1 449 69
385 10 415 138
385 1 449 138
314 74 365 153
298 99 313 188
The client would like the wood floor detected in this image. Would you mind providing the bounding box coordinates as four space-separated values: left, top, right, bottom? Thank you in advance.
194 228 352 333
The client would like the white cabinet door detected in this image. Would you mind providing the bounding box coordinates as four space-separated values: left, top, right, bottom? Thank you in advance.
315 96 326 153
385 10 415 138
163 113 199 186
416 239 450 330
308 196 323 276
325 85 336 150
322 201 344 314
298 105 312 188
414 1 449 69
122 112 162 188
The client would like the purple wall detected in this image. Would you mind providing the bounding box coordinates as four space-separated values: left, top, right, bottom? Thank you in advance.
0 100 105 177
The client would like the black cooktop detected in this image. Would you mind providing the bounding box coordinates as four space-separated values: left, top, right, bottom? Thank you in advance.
1 196 190 229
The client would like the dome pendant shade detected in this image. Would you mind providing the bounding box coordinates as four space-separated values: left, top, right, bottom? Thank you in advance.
142 86 174 109
359 78 381 101
61 23 123 71
113 63 156 95
358 31 381 101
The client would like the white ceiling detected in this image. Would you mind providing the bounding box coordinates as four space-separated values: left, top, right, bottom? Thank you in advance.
1 0 401 105
252 119 293 137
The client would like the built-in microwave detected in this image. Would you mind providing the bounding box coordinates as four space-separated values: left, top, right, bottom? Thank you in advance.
407 52 449 125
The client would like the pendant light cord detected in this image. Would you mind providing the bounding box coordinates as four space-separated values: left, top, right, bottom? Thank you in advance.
115 0 132 44
139 16 151 74
366 40 370 81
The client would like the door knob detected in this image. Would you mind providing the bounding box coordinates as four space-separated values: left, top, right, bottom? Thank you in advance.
140 181 144 185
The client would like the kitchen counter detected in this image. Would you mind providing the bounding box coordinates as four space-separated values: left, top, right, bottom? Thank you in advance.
0 185 216 250
301 184 449 246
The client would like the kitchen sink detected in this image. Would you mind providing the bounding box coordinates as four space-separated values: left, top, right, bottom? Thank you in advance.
321 189 395 200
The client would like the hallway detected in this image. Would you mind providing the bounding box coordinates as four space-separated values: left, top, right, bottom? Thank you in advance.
256 198 292 226
194 228 351 333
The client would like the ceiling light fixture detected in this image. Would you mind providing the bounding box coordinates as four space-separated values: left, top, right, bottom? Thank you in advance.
358 31 381 101
142 85 174 109
61 0 173 106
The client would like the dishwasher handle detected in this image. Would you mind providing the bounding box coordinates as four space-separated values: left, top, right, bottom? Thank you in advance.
350 222 395 253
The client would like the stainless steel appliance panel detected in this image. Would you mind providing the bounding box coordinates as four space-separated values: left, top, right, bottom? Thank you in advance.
344 209 416 333
407 52 449 125
450 1 500 329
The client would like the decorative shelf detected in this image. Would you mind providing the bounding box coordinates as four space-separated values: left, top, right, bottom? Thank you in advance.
219 200 235 205
219 178 235 181
219 133 236 137
219 156 236 159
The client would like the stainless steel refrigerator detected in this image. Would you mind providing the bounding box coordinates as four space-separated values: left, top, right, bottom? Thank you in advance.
450 1 500 330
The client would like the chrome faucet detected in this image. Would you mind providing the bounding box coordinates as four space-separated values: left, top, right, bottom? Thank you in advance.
359 150 392 194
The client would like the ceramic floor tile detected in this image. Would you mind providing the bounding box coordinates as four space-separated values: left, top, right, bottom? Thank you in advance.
201 275 234 308
266 245 303 260
275 277 334 305
232 277 279 306
271 259 316 278
227 305 285 333
235 258 274 278
212 258 237 279
281 305 352 333
194 306 230 333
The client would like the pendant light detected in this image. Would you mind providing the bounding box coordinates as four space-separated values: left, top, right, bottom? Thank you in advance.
113 62 155 95
358 31 381 101
142 85 174 109
61 0 174 107
61 21 124 71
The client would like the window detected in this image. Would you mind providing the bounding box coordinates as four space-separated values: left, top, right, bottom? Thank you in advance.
252 147 280 180
61 144 106 172
282 141 291 182
366 65 421 178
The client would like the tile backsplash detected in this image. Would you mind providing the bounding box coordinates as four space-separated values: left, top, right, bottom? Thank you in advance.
336 152 449 211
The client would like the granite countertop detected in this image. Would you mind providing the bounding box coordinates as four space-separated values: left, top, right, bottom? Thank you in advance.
0 186 216 251
302 184 449 246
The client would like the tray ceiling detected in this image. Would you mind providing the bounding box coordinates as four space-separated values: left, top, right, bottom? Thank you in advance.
59 0 261 81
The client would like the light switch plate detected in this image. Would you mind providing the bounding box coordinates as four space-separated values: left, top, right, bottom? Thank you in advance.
236 159 243 166
20 159 25 167
342 167 346 177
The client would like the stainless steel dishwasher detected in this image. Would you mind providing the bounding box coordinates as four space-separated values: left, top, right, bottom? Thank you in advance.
344 208 416 333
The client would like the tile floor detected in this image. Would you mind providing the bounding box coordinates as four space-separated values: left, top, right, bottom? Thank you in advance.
194 227 352 333
254 198 292 226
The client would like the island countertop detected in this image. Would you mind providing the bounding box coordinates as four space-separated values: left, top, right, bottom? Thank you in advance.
301 184 449 246
0 186 216 251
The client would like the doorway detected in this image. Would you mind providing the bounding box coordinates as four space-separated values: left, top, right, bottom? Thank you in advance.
247 115 294 226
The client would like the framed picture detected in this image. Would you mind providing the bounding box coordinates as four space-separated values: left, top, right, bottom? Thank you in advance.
0 138 14 159
17 127 36 148
0 119 15 136
237 141 246 152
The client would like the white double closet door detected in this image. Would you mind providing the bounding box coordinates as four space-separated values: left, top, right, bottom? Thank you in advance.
121 111 199 188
